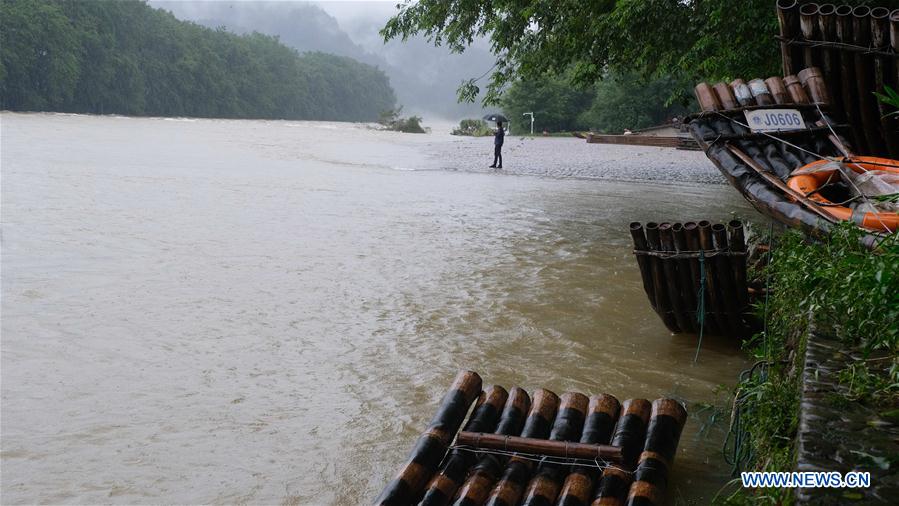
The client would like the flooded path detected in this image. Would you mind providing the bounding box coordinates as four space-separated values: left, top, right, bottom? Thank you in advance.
2 113 755 504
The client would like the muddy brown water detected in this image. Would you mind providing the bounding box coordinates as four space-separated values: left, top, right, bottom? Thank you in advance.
1 113 755 504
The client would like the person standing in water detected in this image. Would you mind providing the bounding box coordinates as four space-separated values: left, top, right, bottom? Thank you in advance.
489 121 504 169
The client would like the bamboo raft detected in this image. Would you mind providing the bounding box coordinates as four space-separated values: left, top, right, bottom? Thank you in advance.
375 371 687 506
629 220 752 336
686 66 893 244
686 2 898 243
585 134 700 151
776 1 899 158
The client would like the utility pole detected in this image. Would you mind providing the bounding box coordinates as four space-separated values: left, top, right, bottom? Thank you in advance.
523 112 534 135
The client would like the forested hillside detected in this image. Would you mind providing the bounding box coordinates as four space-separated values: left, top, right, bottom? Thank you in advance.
0 0 396 121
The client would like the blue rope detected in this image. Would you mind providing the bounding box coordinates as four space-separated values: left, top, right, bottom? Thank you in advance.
693 250 706 364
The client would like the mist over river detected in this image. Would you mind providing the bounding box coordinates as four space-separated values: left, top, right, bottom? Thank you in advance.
2 113 756 504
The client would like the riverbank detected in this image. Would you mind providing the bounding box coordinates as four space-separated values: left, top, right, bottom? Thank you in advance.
720 226 898 504
431 134 725 184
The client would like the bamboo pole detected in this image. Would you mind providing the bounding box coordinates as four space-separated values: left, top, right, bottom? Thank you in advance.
748 79 775 106
892 10 899 86
671 223 698 330
764 77 790 105
683 223 720 336
451 388 532 506
519 392 590 506
590 399 652 506
629 222 656 309
871 7 899 158
483 389 560 506
625 400 688 506
644 223 679 333
711 223 744 335
777 0 802 76
816 3 844 121
727 220 750 315
852 5 887 154
731 79 757 107
557 395 622 506
694 83 721 112
697 221 729 335
889 10 899 155
658 223 693 333
784 75 811 104
375 371 483 506
836 5 867 152
420 386 510 506
799 3 819 69
455 431 620 463
712 83 738 111
798 67 831 106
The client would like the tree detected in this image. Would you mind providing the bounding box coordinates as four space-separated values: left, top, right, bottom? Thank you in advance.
0 0 397 122
500 73 593 132
578 73 694 134
0 0 81 110
381 0 784 105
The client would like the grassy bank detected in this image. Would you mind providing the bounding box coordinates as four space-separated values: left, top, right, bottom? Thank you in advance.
720 224 898 504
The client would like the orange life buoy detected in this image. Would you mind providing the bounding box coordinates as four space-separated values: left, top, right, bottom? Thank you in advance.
786 156 899 233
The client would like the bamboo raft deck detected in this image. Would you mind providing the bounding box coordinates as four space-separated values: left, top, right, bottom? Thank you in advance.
375 371 687 506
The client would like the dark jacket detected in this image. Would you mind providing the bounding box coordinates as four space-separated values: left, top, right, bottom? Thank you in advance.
494 127 505 146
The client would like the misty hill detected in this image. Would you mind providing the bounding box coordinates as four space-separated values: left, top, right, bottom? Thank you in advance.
151 1 494 120
0 0 395 121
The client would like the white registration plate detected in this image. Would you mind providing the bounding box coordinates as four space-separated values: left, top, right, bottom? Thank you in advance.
744 109 806 132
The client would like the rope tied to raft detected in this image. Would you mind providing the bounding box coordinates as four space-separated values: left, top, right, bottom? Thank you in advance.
448 444 631 474
632 249 746 259
693 250 706 365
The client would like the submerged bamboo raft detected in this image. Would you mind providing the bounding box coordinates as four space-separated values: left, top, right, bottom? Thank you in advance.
376 371 687 506
630 220 751 336
776 1 899 158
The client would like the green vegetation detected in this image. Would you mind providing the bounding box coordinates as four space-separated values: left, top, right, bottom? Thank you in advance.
500 74 593 132
498 72 693 134
875 85 899 119
382 0 781 105
451 119 492 137
0 0 396 121
722 225 898 503
379 107 427 133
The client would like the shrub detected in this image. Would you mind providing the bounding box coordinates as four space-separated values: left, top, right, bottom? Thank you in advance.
451 118 492 136
378 106 426 133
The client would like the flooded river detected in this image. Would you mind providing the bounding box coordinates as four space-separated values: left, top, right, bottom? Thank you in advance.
1 113 755 504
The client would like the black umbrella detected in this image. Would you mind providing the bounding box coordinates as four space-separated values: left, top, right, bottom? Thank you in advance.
482 113 508 123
